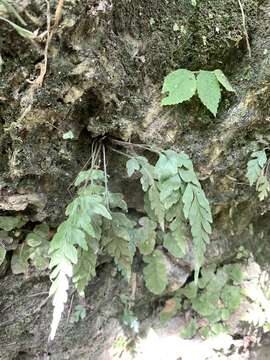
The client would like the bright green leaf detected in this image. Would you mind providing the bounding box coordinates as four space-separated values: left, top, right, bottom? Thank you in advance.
214 69 235 92
161 69 196 106
197 70 221 116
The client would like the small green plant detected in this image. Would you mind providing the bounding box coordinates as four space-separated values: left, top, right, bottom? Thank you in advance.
70 304 87 323
11 224 50 274
180 263 243 338
0 215 27 267
159 263 243 339
246 150 270 201
161 69 235 116
122 308 140 333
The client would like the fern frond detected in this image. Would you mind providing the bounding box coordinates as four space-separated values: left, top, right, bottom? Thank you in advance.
127 156 165 230
48 169 111 340
182 183 212 282
156 150 212 283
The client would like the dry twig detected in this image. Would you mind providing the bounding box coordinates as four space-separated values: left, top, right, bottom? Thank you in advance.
237 0 251 58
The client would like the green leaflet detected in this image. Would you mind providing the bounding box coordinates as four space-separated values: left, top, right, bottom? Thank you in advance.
161 69 196 106
126 158 140 177
182 183 212 282
0 16 35 38
223 264 243 285
256 175 270 201
155 151 179 181
108 192 128 211
181 282 198 300
148 185 165 230
198 264 216 289
163 212 188 258
102 212 136 279
27 224 50 271
143 249 168 295
196 70 221 116
133 217 157 255
220 285 241 312
73 244 97 295
214 69 235 92
246 150 267 186
75 169 105 187
161 68 234 116
246 150 270 201
128 156 165 230
0 215 27 232
11 244 31 274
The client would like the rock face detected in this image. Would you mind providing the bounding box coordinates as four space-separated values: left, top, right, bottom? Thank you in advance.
1 0 270 358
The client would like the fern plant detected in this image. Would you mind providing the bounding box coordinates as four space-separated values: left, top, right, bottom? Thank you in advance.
47 144 212 340
180 263 243 338
127 149 212 285
158 263 244 339
161 68 235 116
246 150 270 201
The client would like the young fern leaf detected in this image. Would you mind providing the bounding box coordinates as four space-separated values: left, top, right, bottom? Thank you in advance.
49 169 111 340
